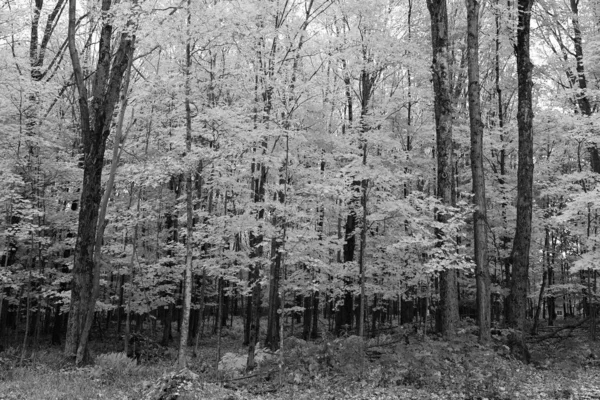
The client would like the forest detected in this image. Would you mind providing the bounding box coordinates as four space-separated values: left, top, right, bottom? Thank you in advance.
1 0 600 399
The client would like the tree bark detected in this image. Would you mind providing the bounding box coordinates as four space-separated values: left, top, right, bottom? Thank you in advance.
65 0 134 365
427 0 459 338
507 0 535 332
466 0 491 343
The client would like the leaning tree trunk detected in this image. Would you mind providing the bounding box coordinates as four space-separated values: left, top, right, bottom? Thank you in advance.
508 0 535 332
65 0 134 365
427 0 459 338
466 0 491 343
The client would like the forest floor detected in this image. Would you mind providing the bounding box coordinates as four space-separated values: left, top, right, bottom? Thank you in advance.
1 318 600 400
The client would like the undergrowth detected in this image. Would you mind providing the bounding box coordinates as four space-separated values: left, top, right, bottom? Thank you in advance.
2 321 600 400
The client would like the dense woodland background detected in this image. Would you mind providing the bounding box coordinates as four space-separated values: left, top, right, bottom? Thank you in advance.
1 0 600 380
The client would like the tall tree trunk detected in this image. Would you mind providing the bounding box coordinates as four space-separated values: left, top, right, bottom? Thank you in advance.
336 54 356 336
65 0 134 365
246 139 266 368
495 0 510 324
508 0 535 332
178 0 193 369
466 0 491 343
568 0 599 172
427 0 459 338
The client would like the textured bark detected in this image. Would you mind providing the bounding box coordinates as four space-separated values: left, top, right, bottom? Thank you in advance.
507 0 535 332
427 0 459 338
65 0 134 365
466 0 491 343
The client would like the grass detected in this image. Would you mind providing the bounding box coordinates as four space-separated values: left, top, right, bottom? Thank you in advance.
0 347 165 400
1 367 145 400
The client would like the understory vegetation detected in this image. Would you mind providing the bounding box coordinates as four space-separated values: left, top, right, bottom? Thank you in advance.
2 318 600 400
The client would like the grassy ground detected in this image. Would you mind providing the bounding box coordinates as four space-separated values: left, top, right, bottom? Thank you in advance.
2 320 600 399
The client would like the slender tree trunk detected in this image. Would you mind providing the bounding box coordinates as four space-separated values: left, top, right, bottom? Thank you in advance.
358 146 368 338
531 270 546 335
124 190 140 358
495 0 511 325
177 0 193 369
407 0 413 152
466 0 491 343
193 267 206 356
266 194 283 349
303 293 312 340
507 0 535 332
427 0 459 338
337 56 356 336
51 304 62 345
247 266 260 370
20 260 33 365
216 278 223 369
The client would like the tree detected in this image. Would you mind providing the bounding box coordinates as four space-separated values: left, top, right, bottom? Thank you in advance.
65 0 134 364
427 0 459 337
177 0 194 370
507 0 535 332
466 0 491 342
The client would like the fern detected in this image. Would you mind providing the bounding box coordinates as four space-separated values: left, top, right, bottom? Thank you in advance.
95 352 143 377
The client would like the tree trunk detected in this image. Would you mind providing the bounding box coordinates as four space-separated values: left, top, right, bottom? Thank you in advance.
303 295 312 340
246 265 261 370
65 0 134 365
177 0 193 368
51 304 62 345
216 278 223 369
358 157 368 338
507 0 535 332
466 0 491 343
266 191 283 349
311 292 319 339
427 0 459 338
568 0 599 172
193 268 206 357
531 270 547 335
